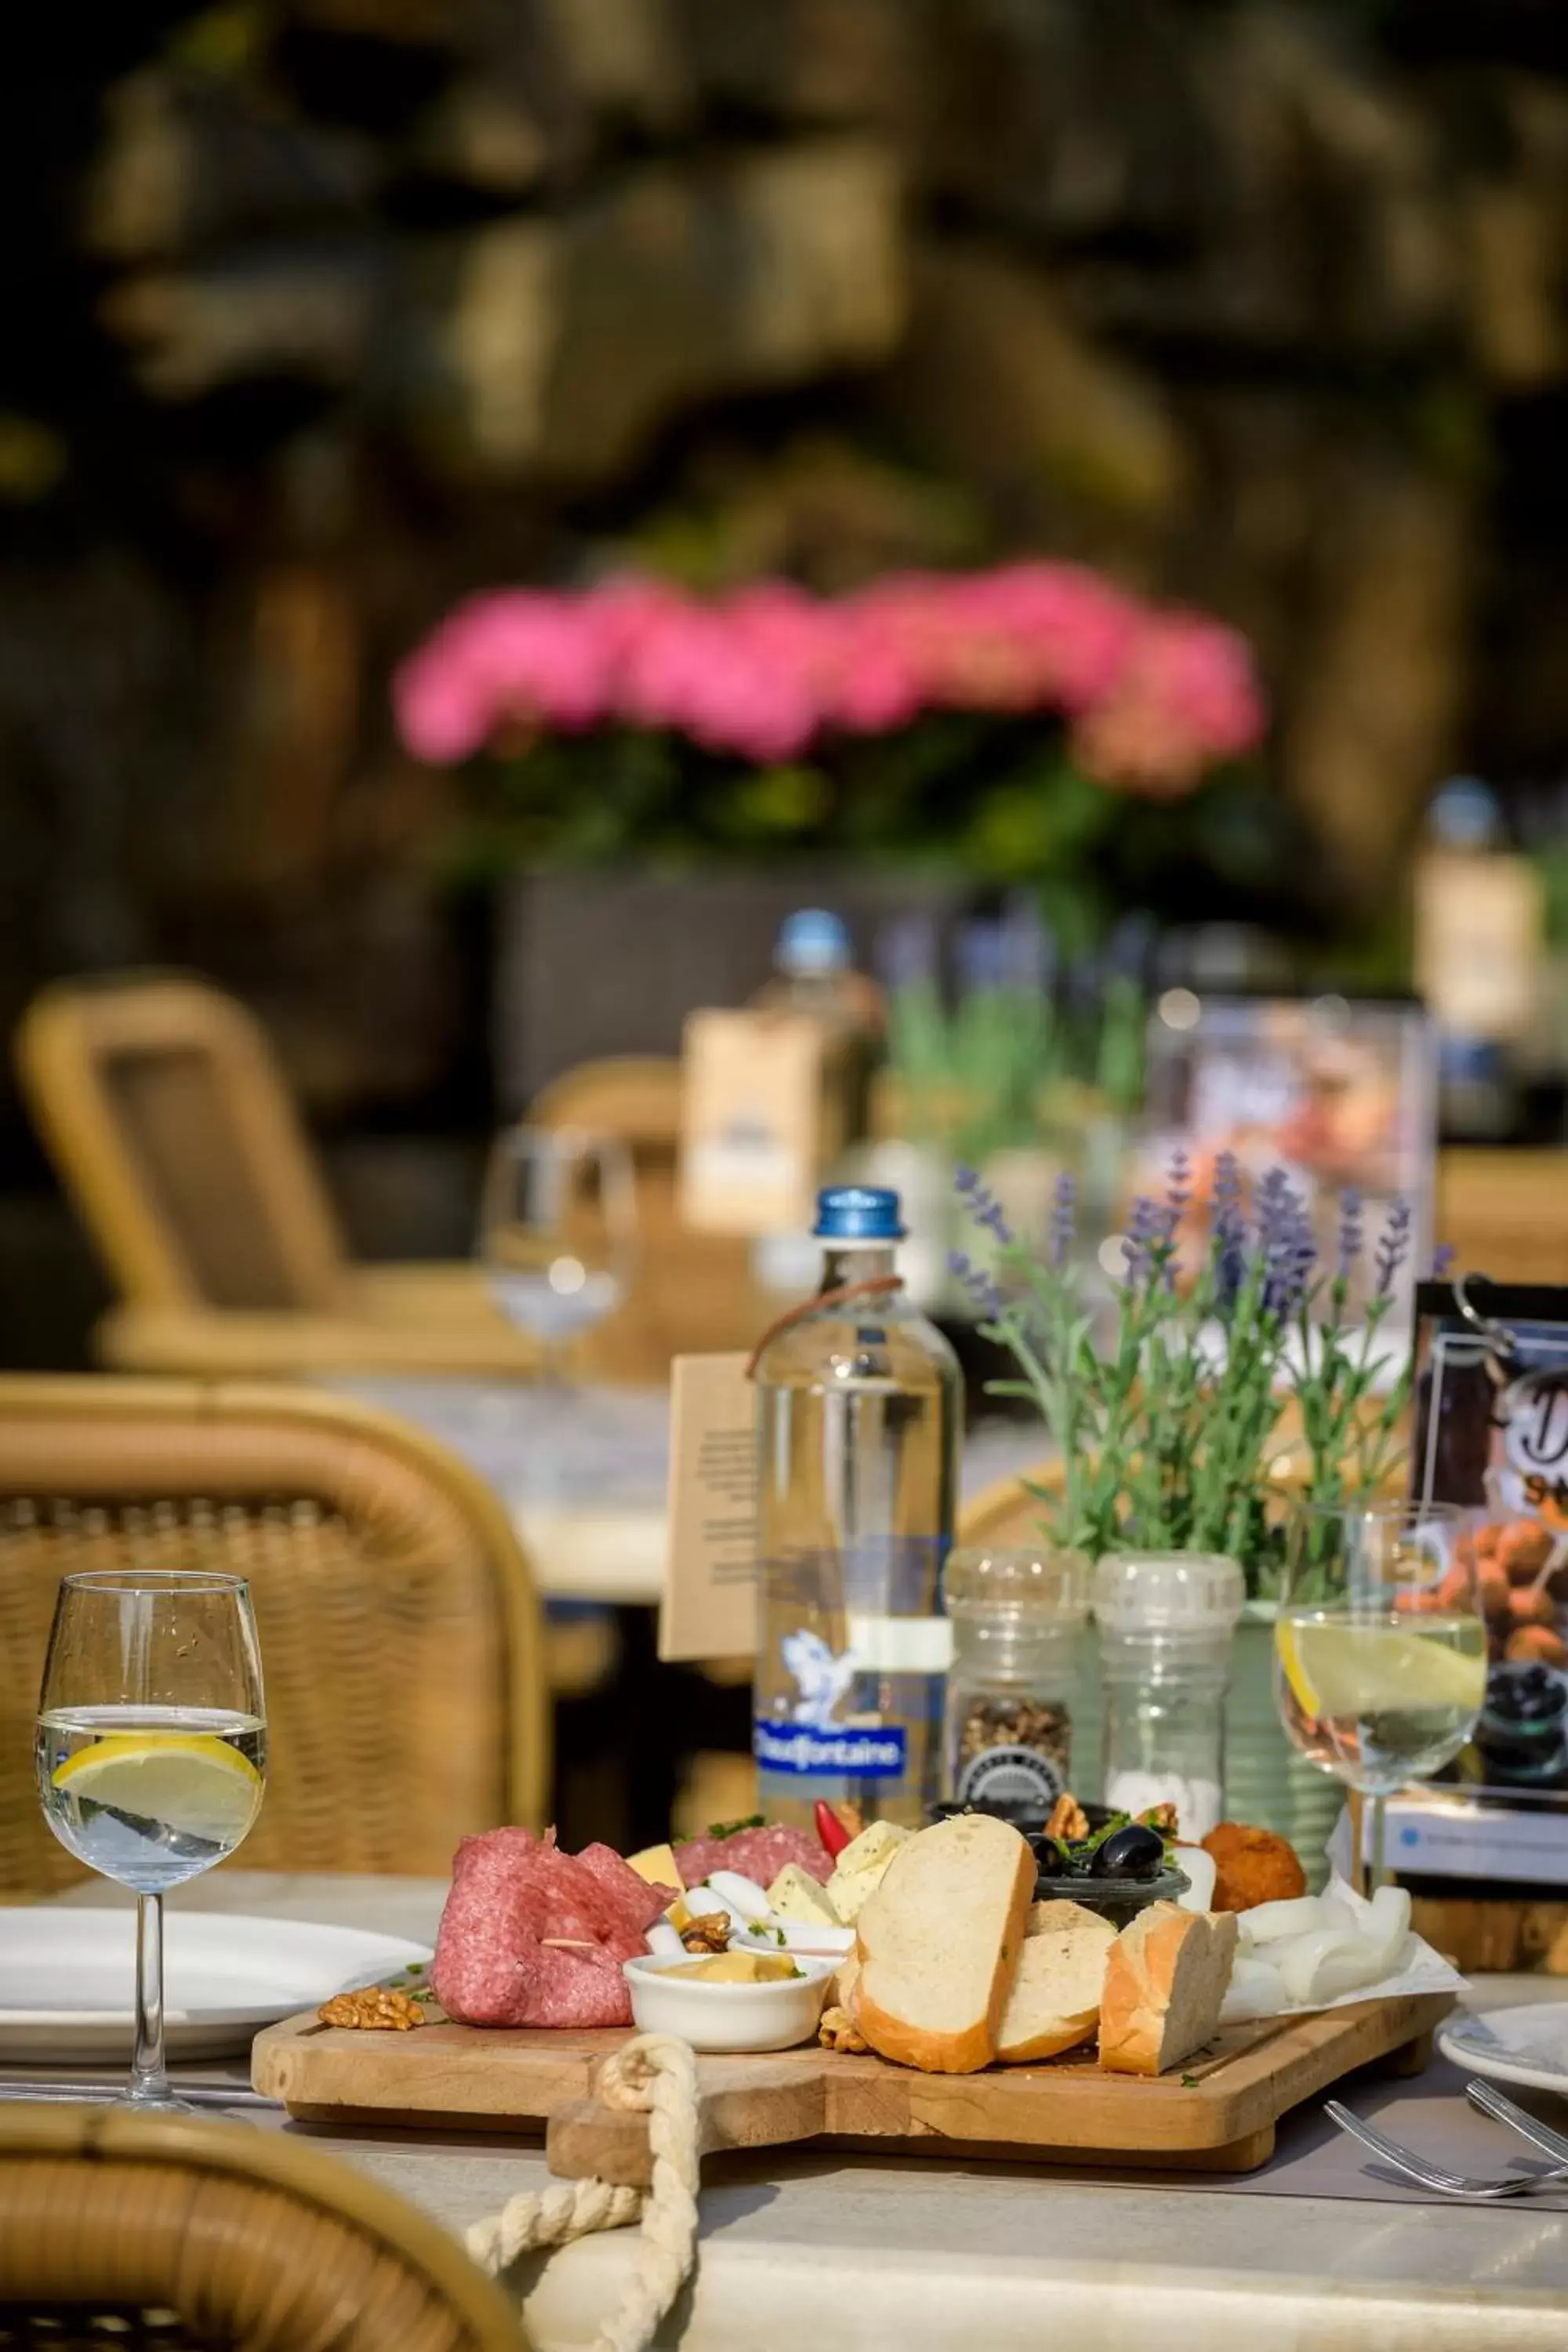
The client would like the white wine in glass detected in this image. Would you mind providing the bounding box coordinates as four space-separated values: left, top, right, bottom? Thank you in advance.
35 1568 267 2110
1276 1503 1483 1896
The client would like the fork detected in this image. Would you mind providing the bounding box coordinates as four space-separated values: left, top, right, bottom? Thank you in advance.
1323 2100 1568 2199
1466 2078 1568 2165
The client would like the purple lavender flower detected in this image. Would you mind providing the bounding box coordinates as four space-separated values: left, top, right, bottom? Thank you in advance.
1209 1150 1247 1305
1258 1166 1316 1317
876 913 938 991
1157 1147 1193 1245
949 1249 1003 1319
1049 1171 1076 1270
1122 1192 1160 1285
1000 898 1054 993
956 920 1007 993
1335 1188 1364 1281
1374 1199 1413 1298
1432 1243 1457 1281
954 1164 1014 1247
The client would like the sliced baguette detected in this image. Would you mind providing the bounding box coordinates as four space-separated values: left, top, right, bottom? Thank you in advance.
1098 1901 1238 2078
996 1900 1118 2063
851 1812 1033 2074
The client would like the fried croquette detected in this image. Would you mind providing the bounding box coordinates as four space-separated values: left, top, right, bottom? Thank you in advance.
1201 1820 1308 1913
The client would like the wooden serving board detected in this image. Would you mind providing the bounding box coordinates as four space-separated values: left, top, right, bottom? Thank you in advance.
252 1989 1454 2177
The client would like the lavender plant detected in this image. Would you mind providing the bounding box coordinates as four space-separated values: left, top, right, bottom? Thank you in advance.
953 1153 1415 1589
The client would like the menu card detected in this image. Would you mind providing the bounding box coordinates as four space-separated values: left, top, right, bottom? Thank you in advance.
660 1351 759 1661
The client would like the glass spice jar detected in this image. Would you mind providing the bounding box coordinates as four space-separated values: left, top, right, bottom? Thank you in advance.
942 1547 1090 1812
1092 1550 1245 1842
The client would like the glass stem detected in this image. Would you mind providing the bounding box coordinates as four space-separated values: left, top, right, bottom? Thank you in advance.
1358 1794 1388 1901
130 1892 169 2103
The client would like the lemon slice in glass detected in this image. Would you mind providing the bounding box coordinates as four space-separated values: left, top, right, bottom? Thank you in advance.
1277 1617 1486 1720
53 1733 263 1846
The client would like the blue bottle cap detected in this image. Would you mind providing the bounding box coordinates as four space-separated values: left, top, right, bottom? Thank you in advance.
777 909 851 975
813 1185 905 1241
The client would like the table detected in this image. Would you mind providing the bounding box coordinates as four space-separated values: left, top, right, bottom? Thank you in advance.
325 1379 1047 1605
28 1873 1568 2349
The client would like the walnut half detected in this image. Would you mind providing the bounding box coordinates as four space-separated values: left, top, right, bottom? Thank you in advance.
680 1914 731 1955
1045 1791 1089 1846
318 1986 426 2031
818 2004 869 2054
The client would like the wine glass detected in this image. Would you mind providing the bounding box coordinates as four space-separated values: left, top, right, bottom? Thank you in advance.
1275 1502 1484 1897
478 1125 637 1385
35 1569 267 2110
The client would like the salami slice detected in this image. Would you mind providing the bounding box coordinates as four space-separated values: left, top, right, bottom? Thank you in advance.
432 1825 662 2027
673 1824 833 1889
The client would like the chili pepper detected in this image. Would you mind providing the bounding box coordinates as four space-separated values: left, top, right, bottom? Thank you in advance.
814 1799 851 1860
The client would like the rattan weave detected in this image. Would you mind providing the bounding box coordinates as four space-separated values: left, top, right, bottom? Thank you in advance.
0 2103 521 2350
0 1379 545 1893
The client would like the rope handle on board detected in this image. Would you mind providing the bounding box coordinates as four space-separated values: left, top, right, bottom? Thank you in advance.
466 2033 700 2352
744 1274 903 1379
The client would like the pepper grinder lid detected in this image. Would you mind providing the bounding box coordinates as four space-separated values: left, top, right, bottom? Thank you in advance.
1091 1551 1246 1635
946 1547 1090 1621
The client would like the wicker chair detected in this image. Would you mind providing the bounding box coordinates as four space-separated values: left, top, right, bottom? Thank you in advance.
528 1057 762 1382
15 973 542 1379
0 2102 521 2350
0 1377 546 1894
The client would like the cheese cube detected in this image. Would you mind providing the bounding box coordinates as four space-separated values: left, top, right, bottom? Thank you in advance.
766 1864 842 1928
826 1820 912 1923
833 1820 910 1879
626 1842 683 1891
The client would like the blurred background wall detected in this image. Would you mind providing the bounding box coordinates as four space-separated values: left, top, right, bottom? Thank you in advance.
6 0 1568 1356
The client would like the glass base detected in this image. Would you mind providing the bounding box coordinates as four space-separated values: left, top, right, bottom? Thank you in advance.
119 2085 196 2115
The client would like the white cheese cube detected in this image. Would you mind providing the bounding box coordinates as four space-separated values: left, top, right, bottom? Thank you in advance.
766 1864 842 1927
833 1820 910 1879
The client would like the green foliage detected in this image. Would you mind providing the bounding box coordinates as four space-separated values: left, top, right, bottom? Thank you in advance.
960 1164 1413 1589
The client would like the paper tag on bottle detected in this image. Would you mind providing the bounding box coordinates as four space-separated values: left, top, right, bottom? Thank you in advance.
1414 850 1544 1041
660 1352 759 1661
679 1008 837 1236
845 1613 954 1675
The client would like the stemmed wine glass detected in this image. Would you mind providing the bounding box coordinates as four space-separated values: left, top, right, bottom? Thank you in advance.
479 1125 637 1385
35 1569 267 2110
1275 1502 1485 1897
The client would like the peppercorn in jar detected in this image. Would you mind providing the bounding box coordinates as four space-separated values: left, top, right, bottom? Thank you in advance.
942 1546 1090 1811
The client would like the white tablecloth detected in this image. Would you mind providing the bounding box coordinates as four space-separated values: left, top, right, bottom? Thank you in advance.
324 1379 1047 1605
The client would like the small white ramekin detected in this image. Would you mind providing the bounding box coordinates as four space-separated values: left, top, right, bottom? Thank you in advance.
622 1951 837 2053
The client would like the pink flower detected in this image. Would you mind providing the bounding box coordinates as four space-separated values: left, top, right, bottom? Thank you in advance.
1072 614 1265 795
616 583 828 760
392 564 1268 795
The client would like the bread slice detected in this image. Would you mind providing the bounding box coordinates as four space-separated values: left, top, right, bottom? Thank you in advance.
1098 1901 1238 2078
996 1900 1118 2064
851 1813 1034 2074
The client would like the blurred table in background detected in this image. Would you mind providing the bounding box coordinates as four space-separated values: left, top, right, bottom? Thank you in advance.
323 1379 1047 1606
1438 1149 1568 1287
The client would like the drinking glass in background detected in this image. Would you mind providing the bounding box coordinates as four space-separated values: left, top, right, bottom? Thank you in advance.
479 1125 637 1385
35 1569 267 2110
1275 1502 1483 1897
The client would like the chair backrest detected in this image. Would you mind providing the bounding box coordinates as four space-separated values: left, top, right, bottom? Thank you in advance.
0 2101 521 2351
16 974 352 1313
528 1056 760 1377
0 1377 546 1892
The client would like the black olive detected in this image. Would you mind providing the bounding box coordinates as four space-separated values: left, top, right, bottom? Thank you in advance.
1090 1823 1166 1882
1029 1834 1075 1875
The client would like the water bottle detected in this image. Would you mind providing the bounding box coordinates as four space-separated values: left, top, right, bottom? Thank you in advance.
751 1184 962 1830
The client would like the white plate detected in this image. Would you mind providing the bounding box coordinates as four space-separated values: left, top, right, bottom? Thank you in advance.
1439 2003 1568 2098
0 1911 431 2061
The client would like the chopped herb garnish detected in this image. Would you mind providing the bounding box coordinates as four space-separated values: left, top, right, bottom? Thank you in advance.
1181 2073 1199 2088
705 1814 765 1838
